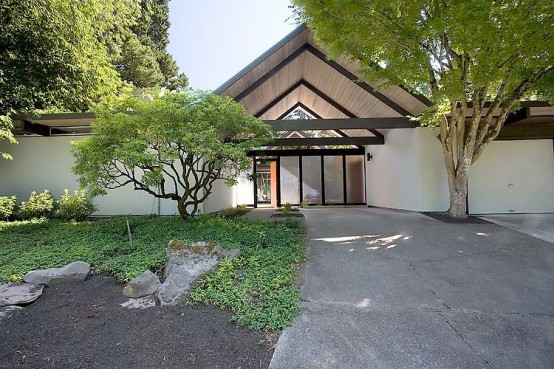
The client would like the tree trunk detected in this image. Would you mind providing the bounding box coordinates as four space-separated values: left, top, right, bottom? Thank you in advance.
447 171 468 218
177 197 189 219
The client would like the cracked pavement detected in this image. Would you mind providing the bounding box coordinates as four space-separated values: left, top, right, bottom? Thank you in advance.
269 207 554 369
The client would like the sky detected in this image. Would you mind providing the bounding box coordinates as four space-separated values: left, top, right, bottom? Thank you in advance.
168 0 297 91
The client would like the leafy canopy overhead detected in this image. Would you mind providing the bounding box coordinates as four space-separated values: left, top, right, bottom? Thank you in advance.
72 92 273 218
0 0 139 114
293 0 553 110
294 0 552 218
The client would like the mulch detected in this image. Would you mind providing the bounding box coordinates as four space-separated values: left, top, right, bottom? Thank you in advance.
422 212 492 224
0 275 273 369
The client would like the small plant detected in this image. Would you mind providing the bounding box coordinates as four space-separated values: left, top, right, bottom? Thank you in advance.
222 204 249 218
57 189 97 221
19 190 55 220
299 200 309 208
282 202 293 216
0 196 17 220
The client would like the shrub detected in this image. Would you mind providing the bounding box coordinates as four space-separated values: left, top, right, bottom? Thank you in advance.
0 196 17 220
282 202 292 216
57 189 97 221
221 204 249 218
19 190 55 220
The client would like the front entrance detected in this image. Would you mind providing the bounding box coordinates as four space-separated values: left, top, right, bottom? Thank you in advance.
252 153 365 207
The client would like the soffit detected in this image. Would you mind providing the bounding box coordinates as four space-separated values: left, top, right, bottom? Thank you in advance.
216 25 430 118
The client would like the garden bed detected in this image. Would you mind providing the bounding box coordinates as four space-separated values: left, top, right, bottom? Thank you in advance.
0 274 273 369
0 215 306 333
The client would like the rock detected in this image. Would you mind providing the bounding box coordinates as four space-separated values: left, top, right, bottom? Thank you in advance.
23 261 90 286
120 296 156 310
0 305 23 320
219 248 241 260
123 270 161 298
0 283 44 307
157 240 222 306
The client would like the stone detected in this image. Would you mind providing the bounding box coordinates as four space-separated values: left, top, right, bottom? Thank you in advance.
219 248 241 260
123 270 161 298
0 283 44 307
0 305 23 321
120 296 156 310
23 261 90 286
157 240 222 306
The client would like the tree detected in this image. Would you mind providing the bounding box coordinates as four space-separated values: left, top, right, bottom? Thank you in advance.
0 0 140 158
293 0 553 217
118 0 188 90
0 0 139 114
72 92 273 218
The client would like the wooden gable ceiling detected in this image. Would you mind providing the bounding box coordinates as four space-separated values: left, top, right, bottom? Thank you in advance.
215 24 430 121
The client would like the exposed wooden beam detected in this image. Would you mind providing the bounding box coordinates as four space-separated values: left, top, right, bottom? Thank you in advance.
265 117 416 131
301 80 356 118
368 129 384 138
504 107 529 126
496 125 554 140
215 24 308 95
305 45 412 117
235 45 308 102
248 148 365 157
272 136 384 146
22 120 51 136
255 80 303 118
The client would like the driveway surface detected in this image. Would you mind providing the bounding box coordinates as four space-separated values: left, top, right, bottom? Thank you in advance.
269 207 554 369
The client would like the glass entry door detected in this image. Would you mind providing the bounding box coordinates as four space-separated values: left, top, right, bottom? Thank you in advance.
256 171 271 203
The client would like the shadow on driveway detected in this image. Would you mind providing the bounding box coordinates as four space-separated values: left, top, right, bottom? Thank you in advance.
270 207 554 369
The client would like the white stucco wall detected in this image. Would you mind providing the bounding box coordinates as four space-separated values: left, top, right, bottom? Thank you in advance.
235 172 254 206
365 128 419 210
0 136 208 216
365 127 448 212
203 179 235 214
416 128 450 211
468 139 554 214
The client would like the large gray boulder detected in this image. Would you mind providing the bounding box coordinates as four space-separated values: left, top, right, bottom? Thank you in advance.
0 283 44 307
157 240 238 306
23 261 90 286
123 270 161 298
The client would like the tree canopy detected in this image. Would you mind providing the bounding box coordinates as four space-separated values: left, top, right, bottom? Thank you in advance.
118 0 188 90
0 0 187 159
293 0 553 217
0 0 138 115
72 92 273 218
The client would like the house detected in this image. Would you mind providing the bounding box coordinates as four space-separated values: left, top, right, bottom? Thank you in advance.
1 25 553 215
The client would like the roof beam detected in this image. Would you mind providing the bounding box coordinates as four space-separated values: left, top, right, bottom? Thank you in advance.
235 44 308 102
215 24 308 95
301 80 356 118
255 80 303 118
305 45 412 117
272 136 384 146
265 117 416 131
496 125 554 140
22 120 51 136
248 148 365 157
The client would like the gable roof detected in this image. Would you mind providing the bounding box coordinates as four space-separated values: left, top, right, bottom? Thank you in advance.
215 24 430 120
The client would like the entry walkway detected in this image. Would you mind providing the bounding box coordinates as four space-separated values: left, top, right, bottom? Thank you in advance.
269 207 554 369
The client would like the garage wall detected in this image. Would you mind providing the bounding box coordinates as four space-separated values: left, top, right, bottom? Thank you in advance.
365 127 449 212
468 139 554 214
415 128 449 212
0 136 234 216
365 129 422 211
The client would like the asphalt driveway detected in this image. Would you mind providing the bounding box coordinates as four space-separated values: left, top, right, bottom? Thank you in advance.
270 207 554 369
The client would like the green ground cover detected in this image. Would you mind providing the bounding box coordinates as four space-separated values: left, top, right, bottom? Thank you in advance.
0 216 306 332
